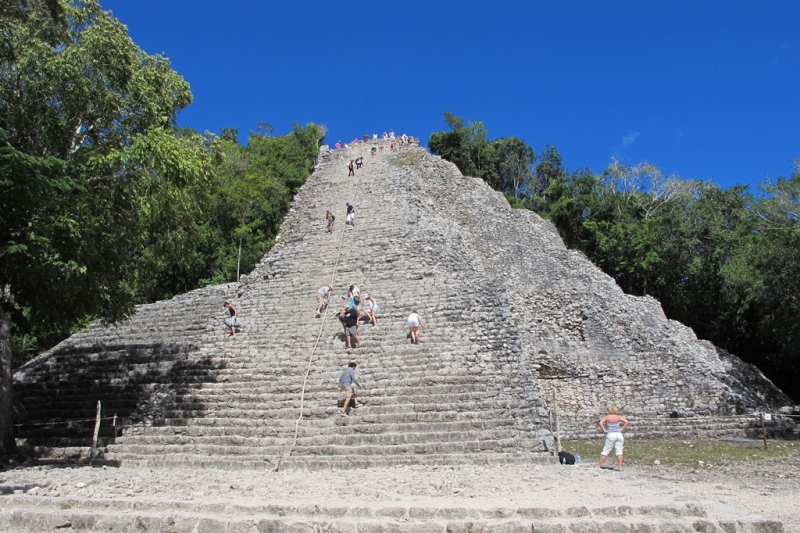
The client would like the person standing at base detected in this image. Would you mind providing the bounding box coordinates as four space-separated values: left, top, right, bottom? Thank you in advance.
596 405 629 470
407 309 425 344
338 361 363 417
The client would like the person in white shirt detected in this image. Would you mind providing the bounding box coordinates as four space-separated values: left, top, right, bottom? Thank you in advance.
407 310 425 344
346 284 361 307
316 285 333 315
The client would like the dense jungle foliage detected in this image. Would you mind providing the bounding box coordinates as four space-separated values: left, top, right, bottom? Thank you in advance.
429 112 800 403
0 0 322 452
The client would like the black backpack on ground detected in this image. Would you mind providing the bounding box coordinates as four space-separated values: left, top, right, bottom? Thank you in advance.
558 451 576 465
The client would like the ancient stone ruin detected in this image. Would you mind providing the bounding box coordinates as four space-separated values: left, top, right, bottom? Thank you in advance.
12 140 794 468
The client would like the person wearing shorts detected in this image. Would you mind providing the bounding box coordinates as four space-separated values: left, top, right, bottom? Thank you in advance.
316 285 332 315
407 309 425 344
363 294 378 326
325 210 335 233
342 305 360 349
223 302 240 337
338 361 362 417
596 405 629 470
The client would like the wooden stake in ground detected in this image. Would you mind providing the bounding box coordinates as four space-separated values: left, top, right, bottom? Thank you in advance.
90 401 101 464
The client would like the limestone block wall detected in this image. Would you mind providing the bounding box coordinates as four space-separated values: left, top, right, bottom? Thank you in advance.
315 146 791 426
12 141 792 463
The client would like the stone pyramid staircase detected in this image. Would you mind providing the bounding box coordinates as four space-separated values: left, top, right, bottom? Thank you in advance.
12 141 795 469
13 143 551 468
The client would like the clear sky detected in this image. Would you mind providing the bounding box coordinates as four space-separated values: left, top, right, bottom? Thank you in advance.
102 1 800 191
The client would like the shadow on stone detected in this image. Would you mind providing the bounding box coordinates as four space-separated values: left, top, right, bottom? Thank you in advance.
12 342 226 463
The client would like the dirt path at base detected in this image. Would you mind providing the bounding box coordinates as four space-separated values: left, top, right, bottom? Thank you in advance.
2 457 798 530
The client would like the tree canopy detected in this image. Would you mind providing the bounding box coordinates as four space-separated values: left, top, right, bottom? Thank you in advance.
0 0 323 453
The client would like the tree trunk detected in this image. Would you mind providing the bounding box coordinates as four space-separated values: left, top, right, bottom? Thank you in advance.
0 282 17 454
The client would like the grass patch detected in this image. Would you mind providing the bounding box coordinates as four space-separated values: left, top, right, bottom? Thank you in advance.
561 438 800 467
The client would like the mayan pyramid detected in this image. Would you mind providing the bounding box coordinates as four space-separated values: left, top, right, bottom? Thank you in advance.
13 139 792 468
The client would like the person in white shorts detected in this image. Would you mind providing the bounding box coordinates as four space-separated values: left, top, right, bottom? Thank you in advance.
362 294 379 326
596 405 629 470
407 310 425 344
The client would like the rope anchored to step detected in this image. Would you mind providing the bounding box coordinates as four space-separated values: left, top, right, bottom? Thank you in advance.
273 161 356 472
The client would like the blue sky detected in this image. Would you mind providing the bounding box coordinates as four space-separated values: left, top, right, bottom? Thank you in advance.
102 1 800 191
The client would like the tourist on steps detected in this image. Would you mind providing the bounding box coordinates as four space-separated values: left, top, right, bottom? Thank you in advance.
316 285 333 315
338 361 363 417
223 302 240 337
325 209 335 233
355 157 363 169
345 284 361 307
345 202 356 226
362 294 378 326
407 310 425 344
596 405 629 471
342 305 360 349
348 159 355 176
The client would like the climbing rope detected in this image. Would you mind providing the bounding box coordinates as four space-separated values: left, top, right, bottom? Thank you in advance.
273 154 357 472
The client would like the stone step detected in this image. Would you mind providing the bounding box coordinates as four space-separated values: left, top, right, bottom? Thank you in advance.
103 449 554 470
145 399 527 420
123 409 517 432
116 417 516 440
0 494 782 532
109 427 527 457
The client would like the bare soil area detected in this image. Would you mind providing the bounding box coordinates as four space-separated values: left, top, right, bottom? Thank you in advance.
1 439 798 530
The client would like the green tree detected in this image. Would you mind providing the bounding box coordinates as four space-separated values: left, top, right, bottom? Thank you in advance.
721 163 800 399
490 136 535 200
428 111 493 179
139 122 324 300
0 0 210 453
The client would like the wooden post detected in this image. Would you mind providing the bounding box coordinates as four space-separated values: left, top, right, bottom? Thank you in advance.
90 401 101 464
760 413 768 451
553 388 562 454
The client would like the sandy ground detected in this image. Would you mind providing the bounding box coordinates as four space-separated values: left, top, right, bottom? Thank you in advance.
1 455 798 530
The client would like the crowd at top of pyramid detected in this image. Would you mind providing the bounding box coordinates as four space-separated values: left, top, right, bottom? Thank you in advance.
334 130 417 151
